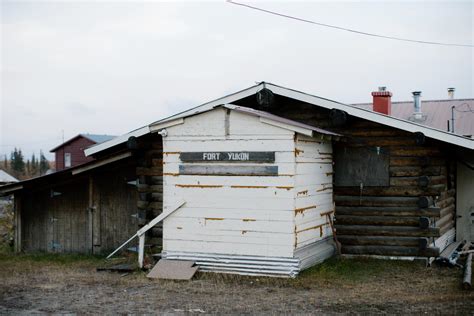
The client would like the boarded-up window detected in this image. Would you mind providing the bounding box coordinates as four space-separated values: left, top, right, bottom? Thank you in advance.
334 146 389 187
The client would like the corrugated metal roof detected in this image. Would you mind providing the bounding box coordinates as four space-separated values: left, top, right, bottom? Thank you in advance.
81 134 116 144
0 169 18 183
85 82 474 156
353 99 474 137
50 133 117 152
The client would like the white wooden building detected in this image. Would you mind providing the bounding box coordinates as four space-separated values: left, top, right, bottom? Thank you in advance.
151 104 340 276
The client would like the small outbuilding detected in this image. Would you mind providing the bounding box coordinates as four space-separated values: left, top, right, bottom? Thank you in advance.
153 104 340 276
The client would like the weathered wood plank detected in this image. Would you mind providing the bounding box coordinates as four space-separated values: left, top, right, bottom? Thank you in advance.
335 225 440 237
335 196 419 207
342 245 439 257
335 206 440 217
336 215 420 227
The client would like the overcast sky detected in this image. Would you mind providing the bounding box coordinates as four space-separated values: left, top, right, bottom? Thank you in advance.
1 0 472 160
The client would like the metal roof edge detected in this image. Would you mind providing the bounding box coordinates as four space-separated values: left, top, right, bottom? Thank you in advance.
84 126 150 157
264 83 474 150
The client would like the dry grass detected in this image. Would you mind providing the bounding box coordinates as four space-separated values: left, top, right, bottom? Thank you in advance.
0 253 473 314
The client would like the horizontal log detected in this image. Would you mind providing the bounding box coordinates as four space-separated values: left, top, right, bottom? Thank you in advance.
439 220 455 236
390 156 445 167
436 213 454 229
335 206 440 217
150 176 163 185
438 189 455 200
390 147 442 157
439 205 455 218
137 201 150 209
139 192 151 201
341 245 440 257
389 176 446 187
335 225 440 237
436 197 455 209
138 176 149 185
419 217 430 229
338 235 424 247
418 196 434 208
151 192 163 202
148 202 163 210
137 184 149 193
335 185 446 197
389 166 446 177
349 137 417 147
136 167 163 176
336 215 420 227
345 129 409 137
335 196 419 207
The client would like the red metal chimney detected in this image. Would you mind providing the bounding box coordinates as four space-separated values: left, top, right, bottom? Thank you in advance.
371 87 392 115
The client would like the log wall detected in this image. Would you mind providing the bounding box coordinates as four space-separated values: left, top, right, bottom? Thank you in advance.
132 134 164 252
264 100 456 257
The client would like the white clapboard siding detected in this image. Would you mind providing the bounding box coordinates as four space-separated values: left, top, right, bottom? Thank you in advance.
164 195 294 211
168 109 226 137
167 186 295 200
164 162 296 175
295 188 333 199
161 107 334 268
228 111 296 136
163 140 295 154
164 217 295 234
293 134 334 255
170 207 294 222
295 194 334 209
163 240 294 257
164 175 295 188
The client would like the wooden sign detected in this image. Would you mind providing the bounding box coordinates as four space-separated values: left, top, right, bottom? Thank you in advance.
180 152 275 163
179 165 278 176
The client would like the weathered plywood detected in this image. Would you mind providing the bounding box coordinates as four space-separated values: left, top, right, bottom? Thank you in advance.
334 146 390 187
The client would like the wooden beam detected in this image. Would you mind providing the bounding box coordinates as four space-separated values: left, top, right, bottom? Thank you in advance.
336 215 420 227
106 200 186 266
335 196 419 207
342 245 439 257
335 225 440 237
335 206 440 217
88 176 94 254
338 235 424 247
71 152 132 175
14 193 22 253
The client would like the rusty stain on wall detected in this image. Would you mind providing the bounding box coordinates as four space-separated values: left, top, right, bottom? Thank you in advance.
296 224 324 234
297 190 308 196
276 186 293 190
176 184 223 188
231 185 268 189
294 205 317 215
242 218 256 222
294 148 304 157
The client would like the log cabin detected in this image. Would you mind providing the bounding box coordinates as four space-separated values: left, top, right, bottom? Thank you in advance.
1 82 473 276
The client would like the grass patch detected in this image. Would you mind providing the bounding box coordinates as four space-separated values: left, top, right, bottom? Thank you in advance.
0 252 107 267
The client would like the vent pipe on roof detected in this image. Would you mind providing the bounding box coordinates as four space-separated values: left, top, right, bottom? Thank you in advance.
448 87 455 99
412 91 422 120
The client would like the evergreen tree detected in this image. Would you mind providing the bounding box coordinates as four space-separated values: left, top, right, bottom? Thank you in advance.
31 153 38 176
10 148 25 176
39 150 49 175
3 155 7 171
26 159 31 176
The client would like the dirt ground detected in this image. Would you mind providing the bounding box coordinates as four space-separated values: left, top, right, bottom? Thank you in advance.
0 254 473 315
